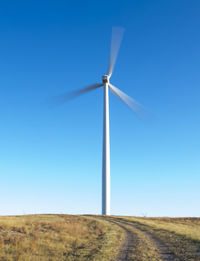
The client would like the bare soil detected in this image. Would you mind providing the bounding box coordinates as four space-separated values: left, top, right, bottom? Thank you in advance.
102 217 180 261
108 220 135 261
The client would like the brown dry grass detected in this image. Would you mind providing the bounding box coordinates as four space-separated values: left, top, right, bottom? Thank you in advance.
130 217 200 241
2 214 199 261
118 216 200 260
0 214 124 261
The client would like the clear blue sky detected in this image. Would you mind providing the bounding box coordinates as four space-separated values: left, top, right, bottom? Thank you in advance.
1 0 200 217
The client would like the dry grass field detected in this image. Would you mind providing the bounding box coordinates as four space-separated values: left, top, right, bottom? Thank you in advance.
113 216 200 260
0 214 200 261
0 214 124 261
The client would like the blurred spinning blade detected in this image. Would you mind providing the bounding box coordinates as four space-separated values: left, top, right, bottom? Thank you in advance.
50 83 103 107
107 27 125 77
109 83 149 119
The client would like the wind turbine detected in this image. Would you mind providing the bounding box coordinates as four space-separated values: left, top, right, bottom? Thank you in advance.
52 27 146 215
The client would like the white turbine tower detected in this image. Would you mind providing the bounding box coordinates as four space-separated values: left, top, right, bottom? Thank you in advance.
52 27 146 215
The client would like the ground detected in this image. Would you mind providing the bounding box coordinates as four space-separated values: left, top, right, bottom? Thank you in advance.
0 214 200 260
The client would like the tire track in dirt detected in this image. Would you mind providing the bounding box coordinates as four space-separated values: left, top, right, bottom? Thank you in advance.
102 217 180 261
108 219 135 261
136 228 180 261
97 216 135 261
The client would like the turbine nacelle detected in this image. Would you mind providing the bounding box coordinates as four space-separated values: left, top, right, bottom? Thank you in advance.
102 75 110 84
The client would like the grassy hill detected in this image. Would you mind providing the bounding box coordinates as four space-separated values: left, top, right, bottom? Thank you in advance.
0 214 199 260
0 215 123 261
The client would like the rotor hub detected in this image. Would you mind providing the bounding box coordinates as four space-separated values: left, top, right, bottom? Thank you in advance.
102 75 110 84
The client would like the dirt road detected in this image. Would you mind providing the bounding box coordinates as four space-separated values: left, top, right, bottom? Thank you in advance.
100 217 180 261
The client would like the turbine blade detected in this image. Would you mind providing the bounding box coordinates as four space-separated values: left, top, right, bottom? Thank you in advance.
109 83 148 118
107 27 125 77
50 83 103 107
